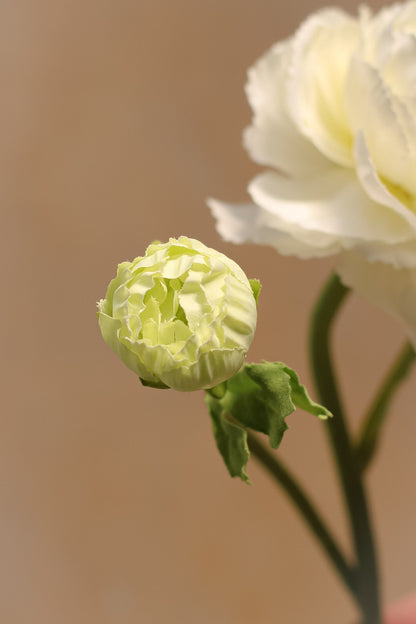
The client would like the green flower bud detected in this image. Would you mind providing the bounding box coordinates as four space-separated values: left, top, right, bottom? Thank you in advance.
97 236 258 391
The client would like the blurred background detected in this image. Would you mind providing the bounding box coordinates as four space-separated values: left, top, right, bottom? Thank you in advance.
1 1 415 622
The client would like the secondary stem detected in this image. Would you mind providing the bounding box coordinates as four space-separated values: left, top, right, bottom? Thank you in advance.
247 431 361 607
309 273 382 624
356 341 415 473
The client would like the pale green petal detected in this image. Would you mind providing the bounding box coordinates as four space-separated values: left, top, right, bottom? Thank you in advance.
161 254 196 279
140 297 161 334
200 271 226 307
98 310 155 382
159 347 247 392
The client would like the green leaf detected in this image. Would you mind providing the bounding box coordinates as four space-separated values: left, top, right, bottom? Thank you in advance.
222 362 293 449
205 362 331 483
249 278 262 305
281 364 332 420
206 393 251 484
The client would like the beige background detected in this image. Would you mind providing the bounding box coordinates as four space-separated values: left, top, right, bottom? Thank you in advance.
1 1 415 622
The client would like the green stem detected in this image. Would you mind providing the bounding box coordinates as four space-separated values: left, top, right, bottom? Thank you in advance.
310 273 382 624
247 431 361 608
356 342 415 473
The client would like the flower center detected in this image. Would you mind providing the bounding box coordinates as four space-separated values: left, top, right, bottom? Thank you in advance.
138 276 192 352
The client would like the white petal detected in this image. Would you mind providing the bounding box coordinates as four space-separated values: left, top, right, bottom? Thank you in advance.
393 0 416 30
248 169 412 244
360 1 416 78
345 57 416 197
353 131 416 235
207 197 341 258
243 41 329 177
350 238 416 268
287 8 358 167
379 31 416 99
337 251 416 346
358 3 402 68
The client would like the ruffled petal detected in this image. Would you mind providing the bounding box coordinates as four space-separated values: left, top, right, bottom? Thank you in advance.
377 30 416 100
243 41 329 177
352 132 416 269
353 131 416 221
98 309 158 382
208 197 343 259
359 1 416 99
159 347 246 392
346 57 416 197
287 8 358 167
249 169 413 244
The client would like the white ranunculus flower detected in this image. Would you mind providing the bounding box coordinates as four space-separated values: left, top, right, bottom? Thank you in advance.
208 2 416 343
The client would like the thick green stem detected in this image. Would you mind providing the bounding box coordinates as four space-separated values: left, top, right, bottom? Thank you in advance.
247 432 361 608
310 273 382 624
356 342 415 473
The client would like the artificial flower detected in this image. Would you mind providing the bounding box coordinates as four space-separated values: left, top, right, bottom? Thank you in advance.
97 237 258 391
209 2 416 342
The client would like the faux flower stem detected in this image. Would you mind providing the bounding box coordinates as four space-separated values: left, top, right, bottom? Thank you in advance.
247 431 361 607
309 273 382 624
356 341 415 473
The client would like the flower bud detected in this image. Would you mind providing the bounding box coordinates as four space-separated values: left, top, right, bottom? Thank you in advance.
97 236 258 391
